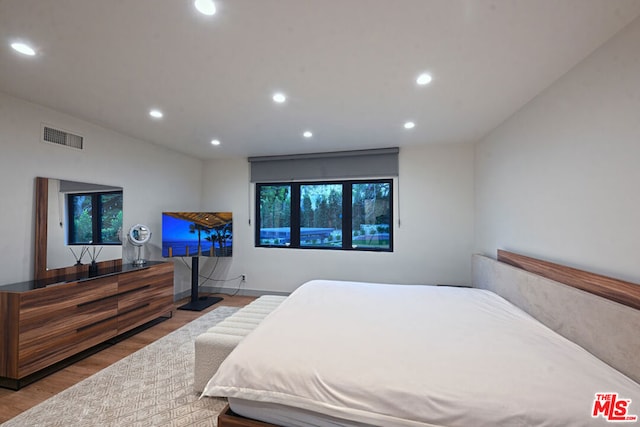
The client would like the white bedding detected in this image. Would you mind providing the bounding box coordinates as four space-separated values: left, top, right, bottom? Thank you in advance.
203 280 640 426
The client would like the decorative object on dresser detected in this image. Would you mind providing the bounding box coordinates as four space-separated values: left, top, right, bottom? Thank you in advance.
128 223 152 266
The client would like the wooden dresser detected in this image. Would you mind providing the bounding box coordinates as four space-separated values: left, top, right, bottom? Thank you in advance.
0 261 173 389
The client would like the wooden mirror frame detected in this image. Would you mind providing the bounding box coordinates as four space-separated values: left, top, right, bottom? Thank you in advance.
34 177 121 281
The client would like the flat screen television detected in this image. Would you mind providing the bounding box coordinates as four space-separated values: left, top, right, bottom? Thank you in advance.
161 212 232 258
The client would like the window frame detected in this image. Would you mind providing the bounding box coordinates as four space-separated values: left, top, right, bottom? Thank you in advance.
67 190 123 246
255 179 393 252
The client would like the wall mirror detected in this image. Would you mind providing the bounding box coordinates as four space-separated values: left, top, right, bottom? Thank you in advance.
35 177 123 277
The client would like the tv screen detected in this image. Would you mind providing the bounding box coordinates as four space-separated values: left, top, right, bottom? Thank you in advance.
162 212 232 257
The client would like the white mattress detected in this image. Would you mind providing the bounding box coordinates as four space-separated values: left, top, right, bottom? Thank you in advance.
203 280 640 426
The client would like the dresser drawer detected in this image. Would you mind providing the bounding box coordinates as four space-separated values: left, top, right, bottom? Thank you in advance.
19 277 118 342
116 263 173 333
19 295 118 348
118 286 173 333
18 317 118 377
19 276 118 325
118 263 174 293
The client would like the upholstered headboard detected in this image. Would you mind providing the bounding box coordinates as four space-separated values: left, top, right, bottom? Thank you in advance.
472 252 640 384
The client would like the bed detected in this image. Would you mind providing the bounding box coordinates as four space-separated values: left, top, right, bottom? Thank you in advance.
202 251 640 426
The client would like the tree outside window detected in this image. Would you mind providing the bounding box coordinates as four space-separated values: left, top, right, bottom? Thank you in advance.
256 180 392 251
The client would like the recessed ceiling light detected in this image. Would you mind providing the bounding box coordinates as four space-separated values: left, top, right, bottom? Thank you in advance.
149 109 163 119
194 0 216 15
404 121 415 129
11 42 36 56
272 92 286 103
211 139 221 146
303 131 313 138
416 73 432 86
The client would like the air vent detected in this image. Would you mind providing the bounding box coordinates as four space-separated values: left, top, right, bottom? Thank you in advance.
42 124 84 150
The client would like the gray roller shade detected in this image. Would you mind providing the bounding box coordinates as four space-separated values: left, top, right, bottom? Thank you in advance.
249 148 399 182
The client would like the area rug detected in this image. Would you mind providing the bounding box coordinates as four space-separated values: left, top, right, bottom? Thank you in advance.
1 306 239 427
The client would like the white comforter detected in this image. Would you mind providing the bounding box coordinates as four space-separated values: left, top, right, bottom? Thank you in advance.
203 280 640 426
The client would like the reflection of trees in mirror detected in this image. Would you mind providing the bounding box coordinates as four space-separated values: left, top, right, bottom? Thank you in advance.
101 193 123 243
71 195 93 243
69 191 123 244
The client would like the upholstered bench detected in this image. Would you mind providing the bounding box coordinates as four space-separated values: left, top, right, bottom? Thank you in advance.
194 295 287 392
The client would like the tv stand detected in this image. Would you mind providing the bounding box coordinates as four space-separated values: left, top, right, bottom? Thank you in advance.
178 256 223 311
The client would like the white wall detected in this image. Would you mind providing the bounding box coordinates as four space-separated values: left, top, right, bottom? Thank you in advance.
0 90 475 295
0 91 203 291
201 143 475 294
475 17 640 282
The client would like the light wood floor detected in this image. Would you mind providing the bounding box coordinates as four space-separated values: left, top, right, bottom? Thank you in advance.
0 293 255 423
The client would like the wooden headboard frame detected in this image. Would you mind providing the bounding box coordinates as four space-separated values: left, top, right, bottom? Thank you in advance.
473 250 640 383
497 250 640 311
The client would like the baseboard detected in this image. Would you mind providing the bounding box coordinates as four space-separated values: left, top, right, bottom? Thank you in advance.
202 286 290 297
173 287 289 301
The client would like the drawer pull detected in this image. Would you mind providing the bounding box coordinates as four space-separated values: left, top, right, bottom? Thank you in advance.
117 284 151 296
77 295 118 308
119 303 151 316
77 315 117 332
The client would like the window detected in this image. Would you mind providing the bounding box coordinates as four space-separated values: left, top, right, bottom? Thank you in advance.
68 191 123 245
300 183 343 248
256 184 291 247
256 180 392 251
351 182 391 249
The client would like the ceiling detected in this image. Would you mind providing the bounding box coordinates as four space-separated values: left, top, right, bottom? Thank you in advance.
1 0 640 160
